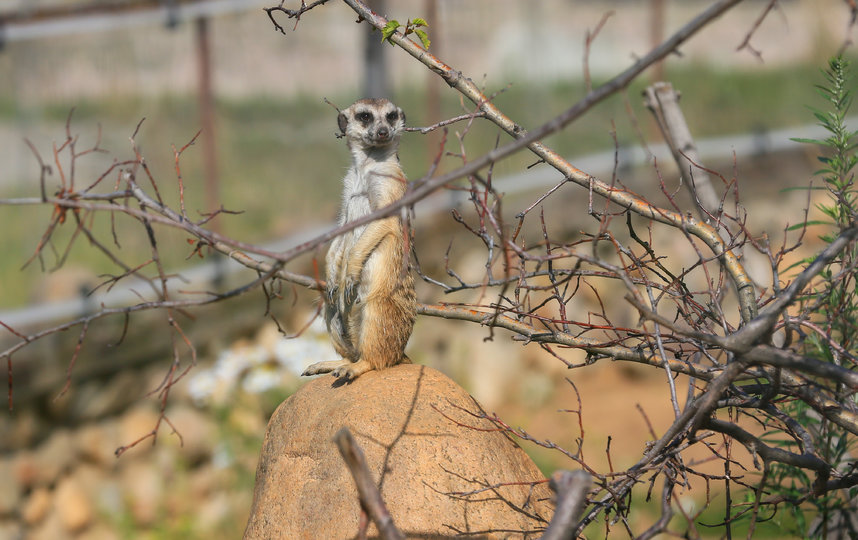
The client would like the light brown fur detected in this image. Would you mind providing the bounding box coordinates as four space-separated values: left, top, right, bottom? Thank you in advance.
302 99 416 381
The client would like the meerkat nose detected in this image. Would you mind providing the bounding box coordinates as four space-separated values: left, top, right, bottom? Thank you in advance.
377 127 390 139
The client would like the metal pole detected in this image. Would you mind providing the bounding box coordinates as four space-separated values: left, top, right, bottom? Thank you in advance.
195 16 218 224
650 0 666 82
424 0 441 173
195 16 225 287
363 0 390 98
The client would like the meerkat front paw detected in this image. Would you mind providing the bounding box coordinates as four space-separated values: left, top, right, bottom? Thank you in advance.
342 276 359 312
330 364 355 380
331 359 373 381
301 363 327 377
302 359 349 377
326 285 338 305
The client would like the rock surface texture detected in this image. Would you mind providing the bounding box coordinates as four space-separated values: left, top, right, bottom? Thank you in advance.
243 364 554 539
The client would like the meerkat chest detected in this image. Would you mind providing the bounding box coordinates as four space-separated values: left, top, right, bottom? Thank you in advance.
341 168 372 231
342 161 403 219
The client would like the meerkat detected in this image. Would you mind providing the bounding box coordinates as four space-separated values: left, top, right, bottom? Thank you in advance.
302 98 417 381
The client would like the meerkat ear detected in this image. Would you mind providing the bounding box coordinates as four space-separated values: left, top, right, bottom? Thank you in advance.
337 112 348 135
398 108 406 125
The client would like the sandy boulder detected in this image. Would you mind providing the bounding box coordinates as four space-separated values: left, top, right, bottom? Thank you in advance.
244 364 554 539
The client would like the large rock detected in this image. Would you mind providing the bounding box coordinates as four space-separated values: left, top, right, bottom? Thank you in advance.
244 364 554 539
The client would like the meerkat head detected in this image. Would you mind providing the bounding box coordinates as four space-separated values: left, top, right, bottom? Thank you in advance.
338 98 406 150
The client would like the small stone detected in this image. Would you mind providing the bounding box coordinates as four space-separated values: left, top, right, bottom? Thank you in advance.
74 420 121 468
21 487 52 525
68 371 145 422
163 404 216 465
151 443 179 481
78 523 120 540
0 521 23 540
32 430 76 487
195 491 231 533
73 463 122 517
120 461 163 527
12 453 38 490
188 463 216 500
55 474 93 533
117 405 159 460
0 458 21 516
0 416 11 452
27 506 69 540
0 408 43 452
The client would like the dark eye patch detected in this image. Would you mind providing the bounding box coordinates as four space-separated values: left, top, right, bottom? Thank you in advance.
386 111 399 123
355 111 373 124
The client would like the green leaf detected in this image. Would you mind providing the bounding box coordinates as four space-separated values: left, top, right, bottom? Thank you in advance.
790 136 825 145
381 20 400 44
779 186 825 193
414 28 431 49
785 220 832 231
411 17 428 27
814 111 832 124
794 507 806 532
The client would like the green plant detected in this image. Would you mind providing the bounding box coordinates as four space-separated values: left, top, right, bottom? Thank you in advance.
768 55 858 539
381 17 430 49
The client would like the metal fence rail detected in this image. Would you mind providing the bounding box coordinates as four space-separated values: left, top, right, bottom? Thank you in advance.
0 0 266 43
2 116 852 332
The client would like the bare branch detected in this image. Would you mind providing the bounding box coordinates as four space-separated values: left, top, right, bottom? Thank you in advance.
263 0 331 34
732 225 858 348
736 0 778 60
643 82 723 223
541 470 592 540
333 428 404 540
403 111 487 134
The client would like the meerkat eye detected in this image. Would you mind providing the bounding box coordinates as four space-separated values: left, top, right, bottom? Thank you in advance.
386 111 399 123
356 111 373 124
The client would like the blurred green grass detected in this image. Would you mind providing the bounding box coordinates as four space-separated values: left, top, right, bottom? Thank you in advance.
0 59 850 308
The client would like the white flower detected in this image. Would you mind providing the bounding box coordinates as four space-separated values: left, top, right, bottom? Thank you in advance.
243 345 269 366
188 326 342 401
274 336 338 375
187 370 218 405
212 442 233 469
242 367 282 394
212 349 250 381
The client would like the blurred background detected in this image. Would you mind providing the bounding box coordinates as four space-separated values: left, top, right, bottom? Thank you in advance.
0 0 855 538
